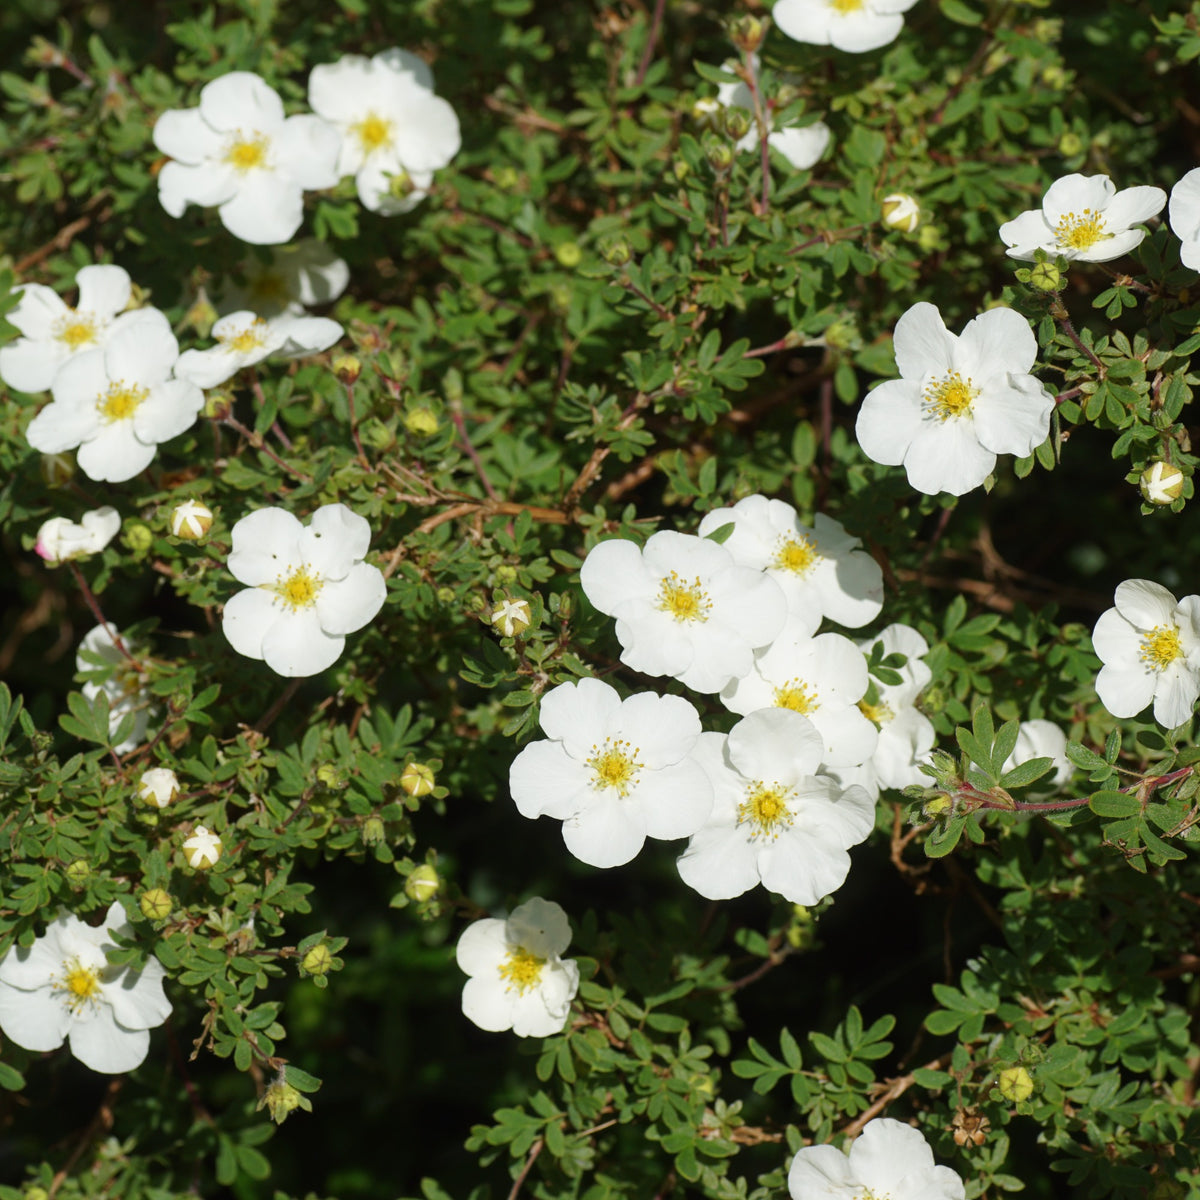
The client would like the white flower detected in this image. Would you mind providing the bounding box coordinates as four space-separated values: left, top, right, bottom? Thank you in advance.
881 192 921 232
182 825 222 869
509 679 713 867
218 239 350 318
491 598 532 638
308 49 461 215
788 1117 965 1200
25 311 204 483
77 624 153 754
153 72 341 245
0 901 172 1074
773 0 919 53
174 310 343 389
999 173 1167 263
829 624 935 800
0 265 146 394
1092 579 1200 728
137 767 180 809
170 499 214 539
715 60 830 171
1169 168 1200 272
455 897 580 1037
580 530 787 694
35 507 120 565
222 503 387 677
721 624 879 769
1002 719 1072 793
676 709 874 905
856 302 1055 496
697 497 882 632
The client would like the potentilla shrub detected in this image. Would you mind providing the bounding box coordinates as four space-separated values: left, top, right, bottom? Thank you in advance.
1 2 1200 1199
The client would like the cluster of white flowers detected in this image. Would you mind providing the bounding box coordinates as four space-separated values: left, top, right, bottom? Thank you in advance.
153 52 459 243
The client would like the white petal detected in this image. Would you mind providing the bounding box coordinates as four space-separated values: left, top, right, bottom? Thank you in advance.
269 314 344 358
1 339 65 393
218 172 303 245
308 56 375 123
829 9 905 52
635 759 714 840
538 678 621 759
174 347 240 389
104 315 178 388
222 588 278 661
1103 185 1167 231
460 975 513 1031
0 983 70 1051
902 419 995 496
103 961 171 1031
893 302 955 380
1153 665 1200 728
227 507 305 584
261 606 345 676
0 939 60 989
153 107 225 163
856 379 925 466
301 503 372 572
728 708 824 783
455 919 506 976
200 72 284 133
772 0 835 45
759 831 852 904
75 265 132 320
1041 174 1115 225
955 306 1036 377
562 794 647 867
620 691 701 767
507 898 572 958
580 539 654 615
787 1144 856 1195
676 827 761 899
275 115 342 189
133 380 204 444
510 740 592 820
76 423 156 483
314 563 386 636
389 92 461 172
375 47 436 91
1094 663 1157 719
68 1009 151 1073
971 375 1054 458
157 160 238 217
7 283 69 340
998 207 1054 260
768 122 830 171
1113 579 1178 629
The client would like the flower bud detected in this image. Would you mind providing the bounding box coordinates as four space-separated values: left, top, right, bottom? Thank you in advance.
1140 460 1185 505
40 452 75 487
123 522 153 554
492 165 520 191
301 944 333 976
139 888 173 921
315 763 341 789
1027 260 1063 292
182 825 222 870
400 761 436 797
333 354 362 385
728 13 768 53
65 859 91 888
600 236 632 267
405 407 439 436
705 138 735 174
722 107 753 141
923 793 953 818
673 157 691 181
880 193 921 233
387 169 415 200
997 1065 1034 1102
361 816 386 846
24 1187 50 1200
691 98 720 128
495 564 518 584
260 1080 310 1124
555 241 582 268
405 863 440 902
436 586 456 604
491 597 532 637
1058 131 1083 157
138 767 180 808
170 499 213 540
202 391 233 421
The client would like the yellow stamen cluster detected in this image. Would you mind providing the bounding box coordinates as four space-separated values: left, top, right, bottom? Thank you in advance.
55 311 98 349
830 0 866 11
774 679 820 715
772 534 821 576
737 781 794 841
353 112 394 154
273 566 324 611
219 317 269 356
54 958 102 1013
923 371 977 421
587 738 643 797
97 380 149 423
498 947 545 993
858 698 895 726
1140 625 1183 670
225 133 269 172
657 571 711 624
1053 208 1107 252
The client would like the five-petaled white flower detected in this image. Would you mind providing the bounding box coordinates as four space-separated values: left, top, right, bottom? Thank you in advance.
222 503 387 677
455 897 580 1038
716 58 831 171
828 623 935 800
697 497 882 633
308 49 461 215
0 265 144 395
77 623 154 754
1169 168 1200 272
787 1117 965 1200
1002 719 1073 794
24 311 204 483
855 302 1055 496
1093 579 1200 729
174 310 343 389
773 0 920 54
721 624 879 769
580 530 788 693
182 826 223 869
0 901 172 1074
218 238 350 318
138 767 180 809
999 173 1167 263
676 709 875 905
35 506 120 565
153 72 341 245
509 679 713 867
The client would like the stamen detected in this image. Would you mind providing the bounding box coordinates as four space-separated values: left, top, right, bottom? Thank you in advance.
858 698 895 726
737 781 794 841
224 133 269 172
219 317 269 356
1140 625 1183 670
774 678 819 715
53 958 102 1013
1053 208 1107 252
273 566 324 611
55 310 99 349
586 738 643 797
352 112 394 154
772 534 821 576
97 380 148 422
656 571 711 624
498 947 545 993
923 371 977 421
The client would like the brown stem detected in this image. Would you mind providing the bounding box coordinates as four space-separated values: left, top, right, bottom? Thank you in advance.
67 562 135 662
1053 308 1105 373
740 50 772 212
223 415 311 483
254 678 302 734
633 0 667 88
449 407 500 502
344 380 370 469
507 1138 544 1200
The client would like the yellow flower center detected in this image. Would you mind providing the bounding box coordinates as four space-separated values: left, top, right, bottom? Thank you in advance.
657 571 711 623
774 679 819 715
772 534 821 575
1054 208 1107 251
353 112 394 155
924 371 978 421
830 0 865 10
273 566 324 611
219 317 269 356
498 947 545 993
858 698 895 726
56 311 99 349
1141 625 1183 670
737 781 794 841
587 738 643 797
54 958 102 1013
225 133 269 172
97 380 148 423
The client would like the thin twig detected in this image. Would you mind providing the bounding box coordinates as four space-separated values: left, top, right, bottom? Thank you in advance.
507 1138 544 1200
223 415 311 484
633 0 667 88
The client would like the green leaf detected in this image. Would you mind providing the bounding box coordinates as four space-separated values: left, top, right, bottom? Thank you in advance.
1089 790 1140 818
1000 757 1056 789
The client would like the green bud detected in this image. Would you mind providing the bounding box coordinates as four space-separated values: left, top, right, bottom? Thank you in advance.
823 319 859 351
495 564 518 584
24 1188 50 1200
705 138 735 174
301 944 334 976
1140 460 1185 505
600 236 632 267
997 1066 1035 1102
924 794 953 818
548 281 573 313
554 241 582 268
405 863 440 902
359 417 393 451
492 165 520 191
361 816 386 846
1028 260 1063 292
123 522 153 554
673 156 691 181
880 193 920 233
140 888 173 921
387 169 415 200
202 391 233 420
1058 131 1083 157
315 764 341 788
260 1080 310 1124
65 859 91 888
728 14 768 52
436 586 456 604
722 107 752 141
333 354 361 385
405 407 439 437
400 762 436 797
